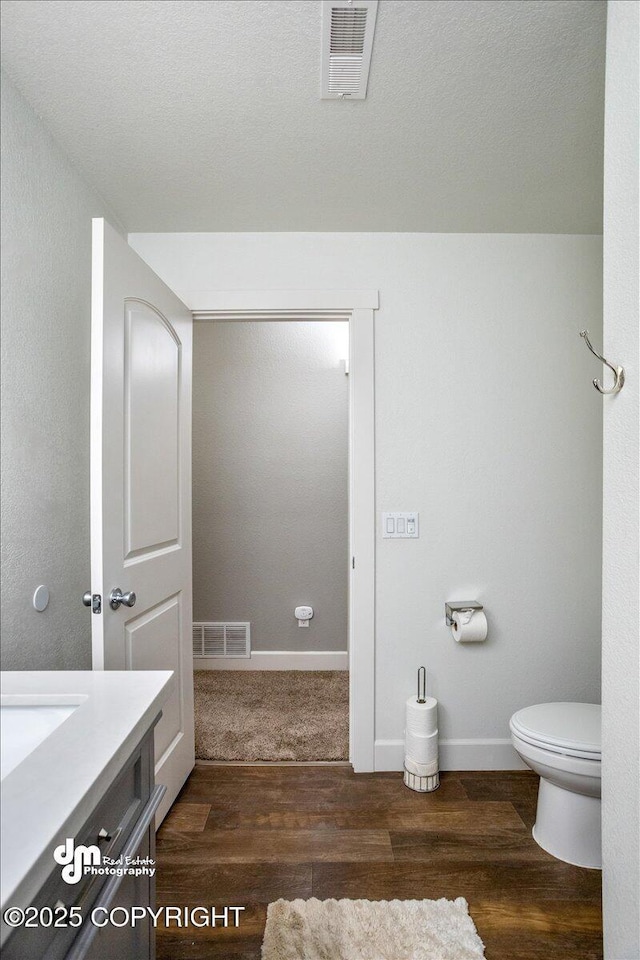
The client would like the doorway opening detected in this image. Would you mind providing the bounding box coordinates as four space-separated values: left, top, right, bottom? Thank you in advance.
191 318 350 762
182 293 376 772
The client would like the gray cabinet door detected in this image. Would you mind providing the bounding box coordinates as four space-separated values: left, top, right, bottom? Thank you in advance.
65 785 163 960
79 832 153 960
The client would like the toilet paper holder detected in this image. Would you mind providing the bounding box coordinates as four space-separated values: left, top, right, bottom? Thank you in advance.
445 600 483 626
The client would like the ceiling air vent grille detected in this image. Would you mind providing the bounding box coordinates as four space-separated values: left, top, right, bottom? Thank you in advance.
192 622 251 659
321 1 378 100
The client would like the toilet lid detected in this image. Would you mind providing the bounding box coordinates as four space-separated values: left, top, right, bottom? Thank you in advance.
510 702 601 759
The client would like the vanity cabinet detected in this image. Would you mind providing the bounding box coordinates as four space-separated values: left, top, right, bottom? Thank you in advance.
3 724 164 960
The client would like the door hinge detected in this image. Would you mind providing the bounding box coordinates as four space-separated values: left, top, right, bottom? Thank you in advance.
352 557 356 569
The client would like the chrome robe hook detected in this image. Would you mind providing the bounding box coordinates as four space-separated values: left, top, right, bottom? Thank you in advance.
579 330 625 395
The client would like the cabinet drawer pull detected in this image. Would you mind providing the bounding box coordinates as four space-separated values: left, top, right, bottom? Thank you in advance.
65 785 166 960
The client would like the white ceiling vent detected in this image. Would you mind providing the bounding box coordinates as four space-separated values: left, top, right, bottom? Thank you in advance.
321 0 379 100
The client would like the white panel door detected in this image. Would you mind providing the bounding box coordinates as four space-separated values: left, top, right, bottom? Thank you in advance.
90 218 194 822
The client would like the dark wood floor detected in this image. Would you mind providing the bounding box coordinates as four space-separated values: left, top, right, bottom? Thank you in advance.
155 764 602 959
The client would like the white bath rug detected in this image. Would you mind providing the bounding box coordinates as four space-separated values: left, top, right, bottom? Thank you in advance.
261 896 486 960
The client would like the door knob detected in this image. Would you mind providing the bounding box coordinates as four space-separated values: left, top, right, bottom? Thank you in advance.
109 587 137 610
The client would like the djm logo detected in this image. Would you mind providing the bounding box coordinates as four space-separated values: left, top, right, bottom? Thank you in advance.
53 838 101 884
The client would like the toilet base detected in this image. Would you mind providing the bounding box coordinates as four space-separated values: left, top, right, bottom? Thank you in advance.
532 777 601 869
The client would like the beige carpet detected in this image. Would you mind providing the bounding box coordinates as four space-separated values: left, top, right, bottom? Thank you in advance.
194 670 349 761
261 897 486 960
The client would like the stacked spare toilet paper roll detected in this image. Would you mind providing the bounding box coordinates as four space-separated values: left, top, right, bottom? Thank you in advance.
404 694 439 792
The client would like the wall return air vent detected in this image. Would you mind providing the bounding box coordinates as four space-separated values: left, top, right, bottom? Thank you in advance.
321 0 379 100
192 622 251 659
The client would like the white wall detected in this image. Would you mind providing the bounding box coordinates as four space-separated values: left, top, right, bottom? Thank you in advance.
192 320 348 652
601 3 639 957
0 76 122 669
130 231 603 768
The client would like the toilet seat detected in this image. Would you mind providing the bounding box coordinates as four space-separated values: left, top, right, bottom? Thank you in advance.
510 702 601 761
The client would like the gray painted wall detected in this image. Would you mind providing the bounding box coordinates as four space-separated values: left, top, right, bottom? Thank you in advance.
0 76 121 669
192 321 348 652
601 3 639 956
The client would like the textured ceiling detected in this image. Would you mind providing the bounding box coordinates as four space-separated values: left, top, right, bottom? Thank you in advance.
0 0 606 233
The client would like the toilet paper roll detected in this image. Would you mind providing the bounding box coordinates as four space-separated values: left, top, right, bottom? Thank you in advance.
405 742 438 767
451 609 488 643
405 696 438 736
405 754 439 778
405 729 439 765
406 723 438 744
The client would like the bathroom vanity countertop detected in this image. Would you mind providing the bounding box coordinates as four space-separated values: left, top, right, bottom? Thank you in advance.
0 670 173 927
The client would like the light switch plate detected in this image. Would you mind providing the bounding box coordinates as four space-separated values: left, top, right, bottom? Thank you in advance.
382 512 419 538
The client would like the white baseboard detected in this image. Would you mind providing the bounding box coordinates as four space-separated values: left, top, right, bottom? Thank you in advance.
194 650 349 671
374 738 526 771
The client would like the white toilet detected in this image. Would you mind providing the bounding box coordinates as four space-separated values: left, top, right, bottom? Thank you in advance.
510 702 601 869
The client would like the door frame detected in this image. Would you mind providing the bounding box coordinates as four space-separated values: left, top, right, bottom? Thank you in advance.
184 289 378 772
